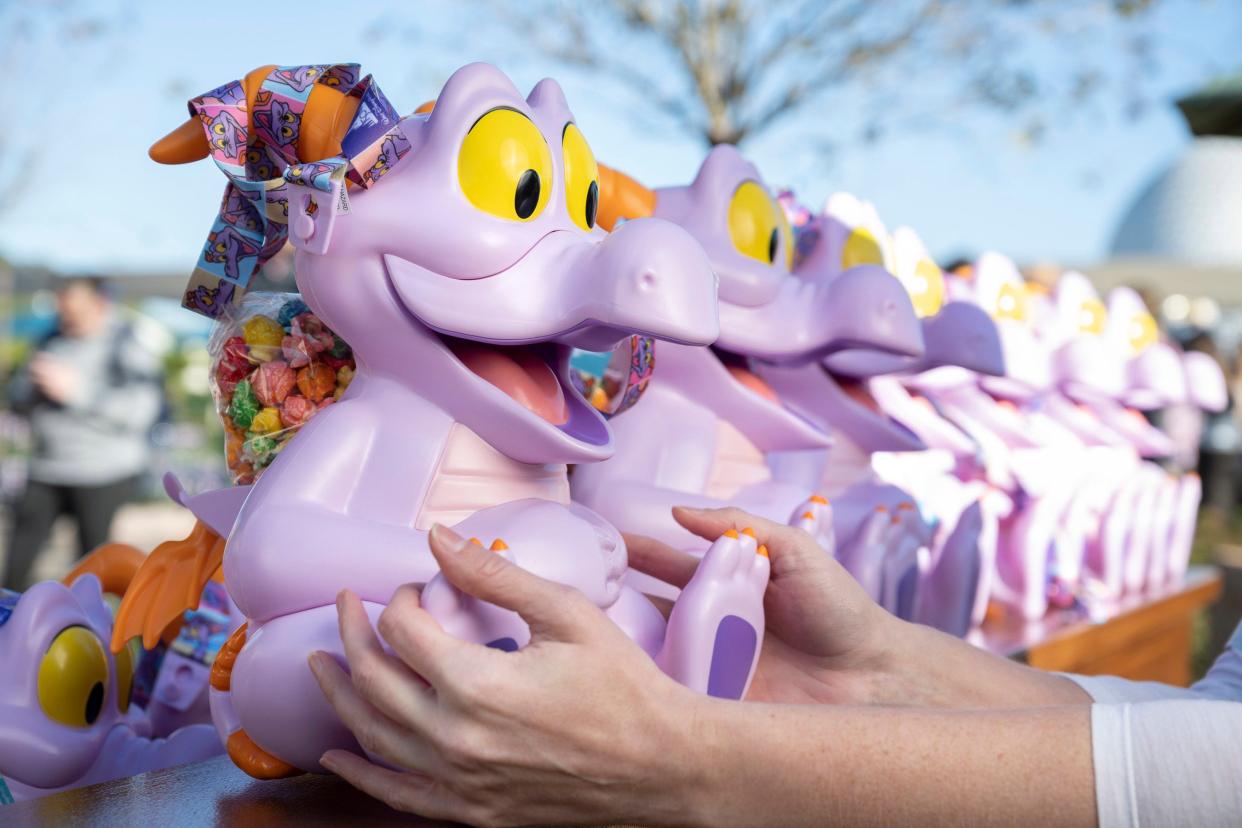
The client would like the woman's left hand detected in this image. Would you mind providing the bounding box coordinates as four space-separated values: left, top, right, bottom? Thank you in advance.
310 523 704 827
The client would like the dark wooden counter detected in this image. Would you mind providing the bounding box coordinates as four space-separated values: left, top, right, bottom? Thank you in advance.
974 565 1223 686
2 755 458 828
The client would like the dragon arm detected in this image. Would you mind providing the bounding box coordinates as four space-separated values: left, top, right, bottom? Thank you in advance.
223 503 439 623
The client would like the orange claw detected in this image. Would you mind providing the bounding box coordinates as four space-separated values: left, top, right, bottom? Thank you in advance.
757 544 769 558
110 519 225 654
801 511 815 521
489 539 509 552
809 494 829 505
468 537 483 546
741 527 756 538
723 529 740 539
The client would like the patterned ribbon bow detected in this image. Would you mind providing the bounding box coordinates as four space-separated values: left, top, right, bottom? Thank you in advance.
182 64 412 319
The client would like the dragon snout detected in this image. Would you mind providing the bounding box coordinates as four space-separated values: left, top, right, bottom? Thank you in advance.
921 302 1005 376
825 265 924 357
585 217 719 347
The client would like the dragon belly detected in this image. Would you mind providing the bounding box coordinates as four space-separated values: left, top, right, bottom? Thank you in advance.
703 419 772 500
417 423 570 530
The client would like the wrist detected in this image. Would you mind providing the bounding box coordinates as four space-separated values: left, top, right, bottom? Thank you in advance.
854 615 938 706
622 681 723 828
841 606 917 706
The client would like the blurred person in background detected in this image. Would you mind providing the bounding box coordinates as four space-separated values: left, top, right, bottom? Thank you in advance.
2 276 164 588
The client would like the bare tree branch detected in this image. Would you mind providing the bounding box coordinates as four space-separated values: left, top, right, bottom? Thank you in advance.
490 0 1167 151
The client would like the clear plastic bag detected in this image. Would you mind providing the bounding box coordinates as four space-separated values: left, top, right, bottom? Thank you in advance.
207 292 356 484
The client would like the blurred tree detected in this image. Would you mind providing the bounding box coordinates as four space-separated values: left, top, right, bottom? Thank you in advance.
499 0 1167 149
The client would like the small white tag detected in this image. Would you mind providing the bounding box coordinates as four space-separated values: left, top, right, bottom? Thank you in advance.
335 183 351 215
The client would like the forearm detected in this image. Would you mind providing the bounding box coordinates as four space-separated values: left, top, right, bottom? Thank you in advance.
865 618 1092 709
884 619 1094 708
673 698 1096 827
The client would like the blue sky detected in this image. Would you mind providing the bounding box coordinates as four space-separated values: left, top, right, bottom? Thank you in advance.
2 0 1240 275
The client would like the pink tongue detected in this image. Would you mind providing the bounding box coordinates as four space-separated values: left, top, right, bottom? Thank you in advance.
726 365 780 404
455 345 569 425
838 377 880 413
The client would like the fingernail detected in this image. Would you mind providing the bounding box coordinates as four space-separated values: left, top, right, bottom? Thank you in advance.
430 523 468 551
307 651 325 673
675 505 707 514
319 751 338 771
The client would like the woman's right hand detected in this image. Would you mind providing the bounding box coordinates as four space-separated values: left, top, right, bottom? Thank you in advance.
626 505 904 705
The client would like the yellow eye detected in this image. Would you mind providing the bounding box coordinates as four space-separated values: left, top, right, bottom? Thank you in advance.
114 639 137 713
842 227 885 269
993 282 1028 323
562 123 599 231
38 627 109 728
908 258 946 318
728 181 786 267
458 107 552 222
1078 299 1107 334
1128 312 1158 354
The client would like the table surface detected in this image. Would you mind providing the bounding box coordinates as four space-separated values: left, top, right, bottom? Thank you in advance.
972 565 1222 660
6 567 1224 826
3 755 457 828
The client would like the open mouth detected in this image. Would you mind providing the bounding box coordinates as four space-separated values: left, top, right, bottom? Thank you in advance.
829 371 882 414
830 364 926 433
713 347 781 404
443 335 574 426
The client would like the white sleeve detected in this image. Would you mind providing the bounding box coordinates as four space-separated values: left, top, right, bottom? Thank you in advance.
1089 699 1242 828
1063 621 1242 704
1063 673 1205 703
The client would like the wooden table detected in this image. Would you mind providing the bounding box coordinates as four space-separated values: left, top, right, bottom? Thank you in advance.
7 567 1224 824
974 565 1223 686
3 755 452 828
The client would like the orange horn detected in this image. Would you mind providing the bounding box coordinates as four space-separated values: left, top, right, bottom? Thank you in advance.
414 100 436 114
149 117 212 164
64 543 146 597
596 163 656 232
149 64 362 168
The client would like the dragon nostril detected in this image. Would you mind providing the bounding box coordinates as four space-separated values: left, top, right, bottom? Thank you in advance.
638 271 657 291
884 300 896 315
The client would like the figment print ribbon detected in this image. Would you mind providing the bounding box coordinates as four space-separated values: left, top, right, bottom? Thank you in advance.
183 64 413 318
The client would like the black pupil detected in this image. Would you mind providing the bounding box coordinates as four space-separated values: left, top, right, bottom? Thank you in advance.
585 180 599 229
85 681 104 724
767 227 779 264
515 169 540 219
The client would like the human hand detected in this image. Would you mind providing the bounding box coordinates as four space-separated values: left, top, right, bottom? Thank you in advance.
30 353 79 405
309 524 704 827
626 506 902 706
